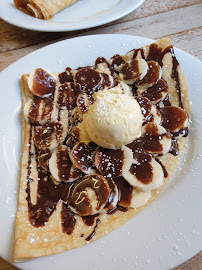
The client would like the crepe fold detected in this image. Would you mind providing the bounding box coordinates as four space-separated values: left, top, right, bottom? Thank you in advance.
14 0 79 19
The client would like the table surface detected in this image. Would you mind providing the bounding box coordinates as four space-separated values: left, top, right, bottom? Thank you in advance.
0 0 202 269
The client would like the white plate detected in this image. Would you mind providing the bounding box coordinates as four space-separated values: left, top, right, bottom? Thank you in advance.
0 35 202 270
0 0 145 32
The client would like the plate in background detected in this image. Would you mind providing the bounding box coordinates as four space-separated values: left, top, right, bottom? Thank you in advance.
0 0 145 32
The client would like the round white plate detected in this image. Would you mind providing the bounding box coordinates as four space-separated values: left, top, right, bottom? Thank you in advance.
0 35 202 270
0 0 145 32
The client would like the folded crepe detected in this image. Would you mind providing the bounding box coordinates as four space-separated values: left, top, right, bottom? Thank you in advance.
14 0 79 19
13 37 190 261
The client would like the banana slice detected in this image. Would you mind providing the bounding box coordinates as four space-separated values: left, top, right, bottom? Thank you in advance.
130 189 151 209
94 146 133 178
77 92 95 114
136 61 161 88
95 57 112 75
137 79 168 104
135 97 161 125
34 120 68 150
141 123 172 156
115 176 151 208
28 68 56 98
74 68 115 93
70 107 83 127
58 67 73 84
70 142 97 174
160 106 189 138
122 152 164 191
24 96 57 125
100 178 119 214
119 59 148 84
119 81 132 96
68 174 110 216
56 82 78 110
148 105 162 125
110 54 125 72
49 145 82 184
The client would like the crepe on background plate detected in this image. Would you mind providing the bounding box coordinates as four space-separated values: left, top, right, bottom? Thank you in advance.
14 0 79 19
14 37 190 261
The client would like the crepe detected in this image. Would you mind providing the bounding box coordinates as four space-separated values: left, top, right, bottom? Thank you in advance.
13 37 190 261
14 0 79 19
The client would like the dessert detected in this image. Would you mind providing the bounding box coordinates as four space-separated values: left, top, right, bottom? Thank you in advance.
14 37 190 261
14 0 79 19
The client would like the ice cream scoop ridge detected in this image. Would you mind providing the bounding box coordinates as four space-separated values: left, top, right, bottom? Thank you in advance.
84 87 143 149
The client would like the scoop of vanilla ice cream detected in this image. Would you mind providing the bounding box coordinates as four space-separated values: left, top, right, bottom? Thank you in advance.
84 87 143 149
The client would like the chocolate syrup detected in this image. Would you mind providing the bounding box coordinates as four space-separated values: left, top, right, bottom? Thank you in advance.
59 68 73 84
75 68 101 93
85 218 101 241
61 203 76 235
26 128 72 227
95 148 124 178
141 79 168 103
114 177 133 208
57 82 78 110
121 60 140 82
56 146 82 182
110 54 125 69
155 158 168 178
137 61 161 87
160 106 187 133
82 214 99 226
130 152 153 184
71 142 96 173
38 149 52 171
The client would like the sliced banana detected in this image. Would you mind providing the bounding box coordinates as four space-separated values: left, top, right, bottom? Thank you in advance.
68 174 110 216
130 189 151 209
148 105 162 125
122 152 164 192
28 68 57 98
136 61 162 88
58 67 73 84
137 79 168 104
94 146 133 178
70 107 83 127
119 59 148 84
24 96 57 125
115 176 151 208
109 54 125 72
55 82 78 110
141 123 172 156
119 81 132 96
49 145 82 184
160 106 189 137
77 92 95 114
70 142 97 174
135 97 161 125
34 120 68 150
95 57 112 75
100 178 119 214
